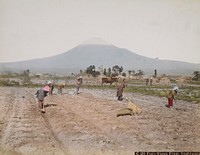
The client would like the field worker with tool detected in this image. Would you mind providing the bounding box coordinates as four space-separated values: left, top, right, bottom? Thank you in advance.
117 79 126 101
167 86 179 108
57 83 65 94
35 85 50 113
48 81 54 96
76 76 83 94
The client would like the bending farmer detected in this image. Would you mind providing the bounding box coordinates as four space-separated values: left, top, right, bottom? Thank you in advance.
35 85 50 113
167 86 179 108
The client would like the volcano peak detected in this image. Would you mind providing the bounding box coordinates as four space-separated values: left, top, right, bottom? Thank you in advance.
81 38 111 46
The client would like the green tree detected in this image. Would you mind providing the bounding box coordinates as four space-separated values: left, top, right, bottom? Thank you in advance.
23 69 30 76
154 69 157 77
119 66 123 75
108 67 111 77
112 65 120 75
135 69 144 76
128 70 131 76
86 65 95 75
92 71 100 77
103 68 107 76
85 65 100 77
192 71 200 81
138 69 144 76
122 72 126 77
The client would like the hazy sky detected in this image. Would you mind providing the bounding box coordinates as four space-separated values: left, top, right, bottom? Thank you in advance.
0 0 200 63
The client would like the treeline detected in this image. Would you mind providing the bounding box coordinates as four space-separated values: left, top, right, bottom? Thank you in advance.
83 65 145 77
193 71 200 81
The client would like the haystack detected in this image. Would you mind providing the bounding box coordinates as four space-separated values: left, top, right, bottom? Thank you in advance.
117 101 141 117
177 77 188 86
127 101 142 114
159 76 171 85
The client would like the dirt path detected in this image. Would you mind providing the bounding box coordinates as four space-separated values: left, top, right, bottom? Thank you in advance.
0 87 66 155
0 87 199 154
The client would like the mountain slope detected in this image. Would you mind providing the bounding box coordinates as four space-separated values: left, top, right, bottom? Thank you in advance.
0 39 199 75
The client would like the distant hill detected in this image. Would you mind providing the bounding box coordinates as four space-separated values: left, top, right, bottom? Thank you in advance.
0 38 200 76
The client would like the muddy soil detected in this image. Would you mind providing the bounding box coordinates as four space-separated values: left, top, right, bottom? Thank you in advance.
0 87 199 155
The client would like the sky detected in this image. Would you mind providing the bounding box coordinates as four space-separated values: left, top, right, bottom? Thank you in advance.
0 0 200 64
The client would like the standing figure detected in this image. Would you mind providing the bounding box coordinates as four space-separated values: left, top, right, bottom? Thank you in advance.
57 83 65 94
117 79 126 101
149 77 153 86
35 85 50 113
167 86 179 108
146 78 149 86
76 76 83 94
48 81 54 96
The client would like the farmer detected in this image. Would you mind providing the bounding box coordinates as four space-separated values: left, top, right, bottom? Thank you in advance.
149 77 153 86
57 83 65 94
146 78 149 86
48 81 54 96
167 86 179 108
117 79 126 101
35 85 50 113
76 76 83 94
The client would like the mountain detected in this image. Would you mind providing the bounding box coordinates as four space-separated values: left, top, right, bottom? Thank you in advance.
0 38 200 75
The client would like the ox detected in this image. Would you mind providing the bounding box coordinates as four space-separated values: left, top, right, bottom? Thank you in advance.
102 77 118 85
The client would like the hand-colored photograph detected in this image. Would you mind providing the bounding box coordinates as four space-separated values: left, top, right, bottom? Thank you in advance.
0 0 200 154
